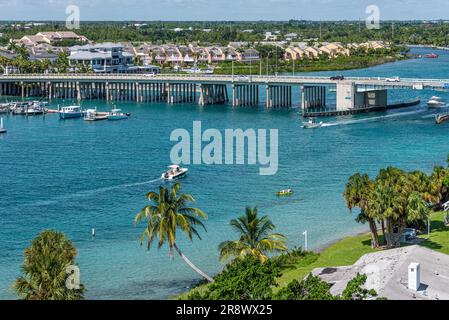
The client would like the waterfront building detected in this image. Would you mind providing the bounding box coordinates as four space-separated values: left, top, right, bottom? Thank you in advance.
68 43 135 73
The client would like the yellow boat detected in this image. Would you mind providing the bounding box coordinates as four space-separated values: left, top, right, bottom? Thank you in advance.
276 188 293 196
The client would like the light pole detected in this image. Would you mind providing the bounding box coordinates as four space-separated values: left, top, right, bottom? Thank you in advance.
232 60 234 81
303 230 308 251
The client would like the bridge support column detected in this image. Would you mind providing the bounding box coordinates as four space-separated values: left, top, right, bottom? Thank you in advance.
302 85 327 111
336 82 355 111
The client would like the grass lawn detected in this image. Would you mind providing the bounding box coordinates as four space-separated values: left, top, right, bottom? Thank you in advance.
418 211 449 255
275 233 376 290
176 211 449 299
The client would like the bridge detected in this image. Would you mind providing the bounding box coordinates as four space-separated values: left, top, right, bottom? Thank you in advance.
1 74 447 113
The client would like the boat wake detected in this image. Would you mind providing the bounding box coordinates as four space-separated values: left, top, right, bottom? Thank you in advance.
321 109 428 127
11 178 162 208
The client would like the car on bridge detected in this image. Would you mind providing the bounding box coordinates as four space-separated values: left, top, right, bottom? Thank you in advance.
330 75 345 80
385 76 401 82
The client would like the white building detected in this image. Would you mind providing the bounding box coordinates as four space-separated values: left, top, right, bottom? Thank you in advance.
68 43 134 73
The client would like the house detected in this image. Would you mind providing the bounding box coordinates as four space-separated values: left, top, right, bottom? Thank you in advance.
164 45 183 66
285 33 298 41
178 46 195 64
17 31 89 46
68 43 134 73
304 46 321 59
265 32 278 41
319 42 350 58
207 46 225 63
240 49 260 62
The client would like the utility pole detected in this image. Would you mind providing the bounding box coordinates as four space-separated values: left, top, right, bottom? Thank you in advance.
292 58 295 76
319 20 322 39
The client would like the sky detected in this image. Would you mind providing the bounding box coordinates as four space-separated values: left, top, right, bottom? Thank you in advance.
1 0 449 21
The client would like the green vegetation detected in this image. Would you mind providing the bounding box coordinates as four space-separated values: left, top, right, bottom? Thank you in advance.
419 211 449 255
3 21 449 46
13 230 85 300
215 50 406 75
218 207 288 263
342 164 449 249
134 182 214 283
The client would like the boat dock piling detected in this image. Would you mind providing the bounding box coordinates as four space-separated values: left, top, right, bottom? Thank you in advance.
0 117 6 134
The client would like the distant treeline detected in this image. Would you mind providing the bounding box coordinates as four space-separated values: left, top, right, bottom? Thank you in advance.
1 20 449 46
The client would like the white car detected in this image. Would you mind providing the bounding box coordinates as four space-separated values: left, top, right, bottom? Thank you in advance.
385 76 401 82
237 76 250 82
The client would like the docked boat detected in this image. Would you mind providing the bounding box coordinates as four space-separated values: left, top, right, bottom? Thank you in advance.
59 106 83 119
25 102 46 115
0 104 9 114
302 118 323 129
107 109 130 121
161 165 188 180
11 102 29 115
84 109 108 121
276 188 293 196
427 96 446 108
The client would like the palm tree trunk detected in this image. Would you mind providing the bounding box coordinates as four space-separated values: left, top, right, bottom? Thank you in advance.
368 218 380 248
380 219 386 245
173 243 214 283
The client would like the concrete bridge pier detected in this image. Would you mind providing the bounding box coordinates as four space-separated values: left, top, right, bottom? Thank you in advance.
232 84 258 107
301 85 327 111
199 84 228 106
267 85 292 108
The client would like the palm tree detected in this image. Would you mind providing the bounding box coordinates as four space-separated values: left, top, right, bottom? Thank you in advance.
13 230 84 300
343 173 380 248
218 207 288 263
134 183 214 283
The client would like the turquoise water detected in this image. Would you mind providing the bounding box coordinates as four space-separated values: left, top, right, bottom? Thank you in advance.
1 47 449 300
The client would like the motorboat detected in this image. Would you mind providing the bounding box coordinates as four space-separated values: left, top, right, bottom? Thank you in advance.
302 118 323 129
161 165 188 180
276 188 293 197
59 106 83 119
427 96 445 108
425 53 439 58
25 101 46 115
107 109 130 121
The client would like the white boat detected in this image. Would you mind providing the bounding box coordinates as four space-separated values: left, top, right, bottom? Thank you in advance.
59 106 83 119
161 165 188 180
302 118 323 129
107 109 130 121
427 96 446 108
84 108 108 121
